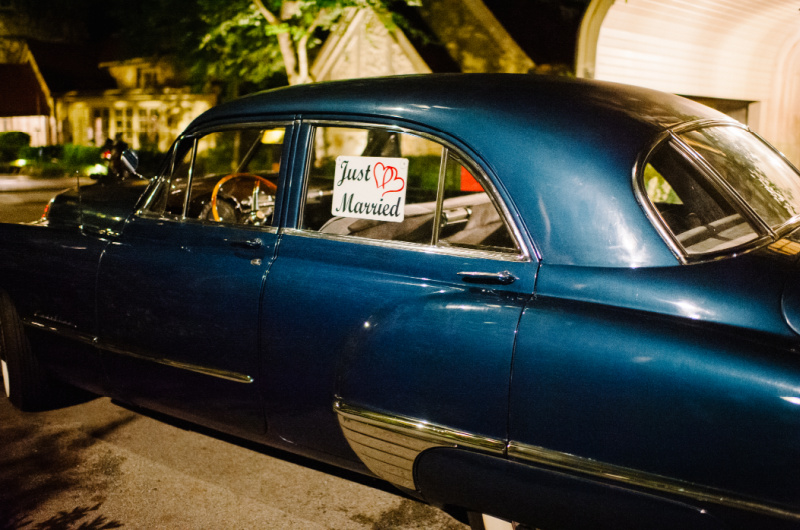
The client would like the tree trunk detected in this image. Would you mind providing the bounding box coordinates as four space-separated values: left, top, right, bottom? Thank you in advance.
252 0 301 84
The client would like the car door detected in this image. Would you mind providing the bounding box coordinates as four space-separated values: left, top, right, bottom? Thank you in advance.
96 123 292 439
0 223 110 393
260 121 538 480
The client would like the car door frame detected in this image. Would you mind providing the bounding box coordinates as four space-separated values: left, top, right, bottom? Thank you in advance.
259 114 540 476
96 118 299 440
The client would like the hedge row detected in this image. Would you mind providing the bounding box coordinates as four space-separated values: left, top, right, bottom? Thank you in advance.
0 131 165 177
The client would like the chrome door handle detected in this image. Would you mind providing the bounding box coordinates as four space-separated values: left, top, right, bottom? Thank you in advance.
230 238 263 249
457 271 517 285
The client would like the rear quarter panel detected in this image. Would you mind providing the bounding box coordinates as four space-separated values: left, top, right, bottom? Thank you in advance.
509 270 800 516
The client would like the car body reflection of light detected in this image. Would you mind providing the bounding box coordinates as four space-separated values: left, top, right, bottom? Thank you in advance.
671 300 713 320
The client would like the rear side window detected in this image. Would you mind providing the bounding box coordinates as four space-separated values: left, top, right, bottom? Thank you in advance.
301 125 519 255
679 127 800 230
643 141 759 256
642 124 800 260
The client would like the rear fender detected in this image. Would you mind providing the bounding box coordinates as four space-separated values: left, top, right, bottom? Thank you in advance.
415 448 730 530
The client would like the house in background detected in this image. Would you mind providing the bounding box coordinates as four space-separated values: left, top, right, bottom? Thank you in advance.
57 55 216 152
0 36 215 152
0 39 54 146
0 0 218 152
3 0 800 166
311 0 532 83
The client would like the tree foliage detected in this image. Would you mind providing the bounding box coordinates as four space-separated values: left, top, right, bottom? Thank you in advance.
198 0 421 88
109 0 420 97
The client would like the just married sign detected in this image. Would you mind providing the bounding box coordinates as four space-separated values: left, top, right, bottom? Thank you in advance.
332 156 408 222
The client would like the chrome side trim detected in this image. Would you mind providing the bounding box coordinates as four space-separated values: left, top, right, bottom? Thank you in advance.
100 342 254 384
509 442 800 522
334 400 505 490
25 317 93 344
281 227 528 263
23 318 253 384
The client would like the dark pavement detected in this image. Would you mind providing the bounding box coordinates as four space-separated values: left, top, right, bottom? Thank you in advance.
0 174 78 224
0 396 468 529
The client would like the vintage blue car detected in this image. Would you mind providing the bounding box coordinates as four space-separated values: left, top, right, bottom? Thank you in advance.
2 74 800 530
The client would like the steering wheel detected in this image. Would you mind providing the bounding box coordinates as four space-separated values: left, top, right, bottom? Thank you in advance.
210 173 278 222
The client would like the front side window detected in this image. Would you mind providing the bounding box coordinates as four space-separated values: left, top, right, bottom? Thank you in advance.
301 125 518 255
145 127 286 227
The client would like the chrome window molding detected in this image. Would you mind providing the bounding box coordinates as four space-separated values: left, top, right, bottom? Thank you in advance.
179 217 280 235
281 227 528 263
509 441 800 522
138 140 181 213
298 120 532 262
744 128 800 238
633 120 775 265
334 400 505 490
23 317 253 384
670 133 772 237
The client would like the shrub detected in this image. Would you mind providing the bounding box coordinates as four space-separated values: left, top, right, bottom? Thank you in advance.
19 145 62 162
12 142 166 178
62 144 102 167
0 132 31 162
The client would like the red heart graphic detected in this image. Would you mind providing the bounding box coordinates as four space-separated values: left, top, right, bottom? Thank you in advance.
374 162 405 197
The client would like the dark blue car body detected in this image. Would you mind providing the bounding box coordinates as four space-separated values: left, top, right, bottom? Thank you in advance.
2 74 800 529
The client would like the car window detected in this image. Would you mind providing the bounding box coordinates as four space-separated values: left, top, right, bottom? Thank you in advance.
145 127 285 227
644 141 759 255
301 125 518 254
679 126 800 230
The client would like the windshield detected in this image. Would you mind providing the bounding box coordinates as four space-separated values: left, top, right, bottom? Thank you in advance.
642 124 800 259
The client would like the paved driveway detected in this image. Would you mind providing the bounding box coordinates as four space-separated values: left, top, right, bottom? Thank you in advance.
0 396 467 529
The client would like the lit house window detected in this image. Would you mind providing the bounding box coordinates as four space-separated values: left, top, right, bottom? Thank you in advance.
138 108 160 148
115 108 134 143
136 68 157 89
92 108 110 144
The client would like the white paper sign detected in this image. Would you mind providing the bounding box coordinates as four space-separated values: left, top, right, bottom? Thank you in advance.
331 156 408 222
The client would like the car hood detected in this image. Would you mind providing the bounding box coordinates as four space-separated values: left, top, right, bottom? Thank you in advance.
46 179 150 235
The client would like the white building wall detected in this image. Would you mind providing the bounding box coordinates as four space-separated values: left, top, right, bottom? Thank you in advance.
582 0 800 165
594 0 791 102
312 9 429 83
0 116 48 146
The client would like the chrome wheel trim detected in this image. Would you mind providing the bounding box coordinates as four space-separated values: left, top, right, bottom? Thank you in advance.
334 399 505 490
1 358 9 398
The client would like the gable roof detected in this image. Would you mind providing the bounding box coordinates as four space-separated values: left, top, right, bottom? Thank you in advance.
26 40 115 94
0 63 50 116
